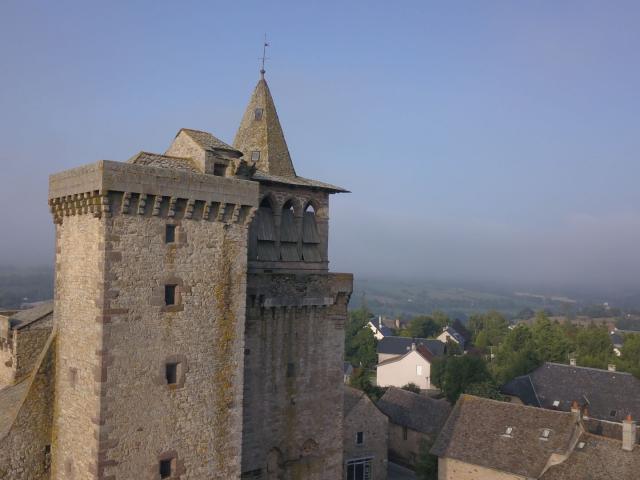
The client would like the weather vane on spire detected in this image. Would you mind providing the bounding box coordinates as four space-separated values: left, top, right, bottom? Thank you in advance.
260 34 269 78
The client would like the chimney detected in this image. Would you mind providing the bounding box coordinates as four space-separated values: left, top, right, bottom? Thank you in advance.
623 415 637 451
411 342 417 351
608 364 617 372
571 400 581 418
569 357 577 366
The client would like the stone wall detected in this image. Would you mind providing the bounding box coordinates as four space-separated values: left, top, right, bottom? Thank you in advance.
387 424 434 468
0 333 55 480
241 272 352 480
437 458 525 480
343 389 388 480
15 319 53 380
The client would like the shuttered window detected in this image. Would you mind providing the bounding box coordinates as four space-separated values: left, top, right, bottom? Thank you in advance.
302 207 322 262
256 200 278 261
280 203 300 261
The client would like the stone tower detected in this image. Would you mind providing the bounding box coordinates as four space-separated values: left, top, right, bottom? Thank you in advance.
236 72 353 479
48 138 258 478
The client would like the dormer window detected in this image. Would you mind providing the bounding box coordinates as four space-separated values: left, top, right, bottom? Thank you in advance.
254 108 263 120
552 400 560 408
251 151 261 162
502 426 514 438
540 428 551 440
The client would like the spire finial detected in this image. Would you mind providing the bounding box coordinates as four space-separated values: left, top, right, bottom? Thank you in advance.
260 34 269 78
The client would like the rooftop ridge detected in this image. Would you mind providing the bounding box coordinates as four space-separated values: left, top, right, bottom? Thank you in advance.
544 362 633 376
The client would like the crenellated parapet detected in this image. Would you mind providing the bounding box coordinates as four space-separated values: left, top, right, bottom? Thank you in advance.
48 160 259 225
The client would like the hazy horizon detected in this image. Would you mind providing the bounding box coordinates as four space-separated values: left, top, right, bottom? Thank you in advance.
2 1 640 292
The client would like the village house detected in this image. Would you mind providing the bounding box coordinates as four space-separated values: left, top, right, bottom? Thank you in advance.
501 362 640 432
436 326 466 350
431 394 640 480
376 387 451 468
368 316 394 340
343 385 388 480
376 343 440 390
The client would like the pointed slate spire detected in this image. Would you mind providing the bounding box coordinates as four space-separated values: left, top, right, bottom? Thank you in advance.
233 75 296 177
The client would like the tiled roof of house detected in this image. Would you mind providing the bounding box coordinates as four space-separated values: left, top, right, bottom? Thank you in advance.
377 387 451 434
9 301 54 330
541 432 640 479
127 151 200 173
431 395 579 478
500 362 640 423
377 336 446 357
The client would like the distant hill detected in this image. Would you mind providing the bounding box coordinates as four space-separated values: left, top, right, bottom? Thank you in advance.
351 277 590 320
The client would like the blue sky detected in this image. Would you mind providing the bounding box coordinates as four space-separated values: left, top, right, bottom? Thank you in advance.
1 1 639 290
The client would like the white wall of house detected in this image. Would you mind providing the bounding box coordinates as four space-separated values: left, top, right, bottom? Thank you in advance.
376 350 432 390
436 330 458 345
367 321 385 341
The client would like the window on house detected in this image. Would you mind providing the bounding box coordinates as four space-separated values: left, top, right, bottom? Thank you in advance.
254 108 263 120
165 285 176 306
416 365 423 376
541 428 551 440
610 410 617 417
159 459 172 479
403 426 408 440
165 225 175 243
166 362 178 385
356 431 364 445
213 163 226 176
251 151 261 162
346 458 372 480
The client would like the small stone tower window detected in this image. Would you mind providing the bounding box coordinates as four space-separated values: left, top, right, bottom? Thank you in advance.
356 431 364 445
251 151 261 162
254 108 263 120
164 285 177 306
165 225 175 243
166 362 178 385
159 459 173 478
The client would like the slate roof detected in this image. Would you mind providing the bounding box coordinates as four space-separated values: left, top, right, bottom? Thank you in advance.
252 170 348 193
541 432 640 480
377 387 451 435
441 326 466 347
500 362 640 423
344 385 367 416
431 395 579 478
179 128 239 153
127 151 200 173
377 336 446 357
9 301 54 330
0 378 30 439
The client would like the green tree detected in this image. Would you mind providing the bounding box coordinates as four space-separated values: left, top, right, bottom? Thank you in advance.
431 355 492 403
531 312 573 363
469 311 509 347
492 324 541 384
575 325 614 368
349 368 386 401
415 438 438 480
401 315 440 339
464 381 507 401
618 333 640 378
345 308 378 368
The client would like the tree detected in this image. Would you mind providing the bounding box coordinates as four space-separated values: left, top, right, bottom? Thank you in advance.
464 381 507 401
531 312 573 363
415 438 438 480
401 315 440 339
575 325 614 369
402 382 421 394
431 355 492 403
349 368 386 401
618 333 640 378
345 307 378 368
469 311 509 347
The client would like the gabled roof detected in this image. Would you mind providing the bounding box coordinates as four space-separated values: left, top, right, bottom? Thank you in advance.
9 301 53 330
541 432 640 479
376 387 451 434
501 374 541 407
377 346 435 367
179 128 239 153
431 395 579 478
441 326 466 346
377 336 445 357
500 362 640 423
127 151 200 173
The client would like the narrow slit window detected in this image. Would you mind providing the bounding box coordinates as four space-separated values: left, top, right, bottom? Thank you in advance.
251 151 261 162
356 431 364 445
165 225 175 243
254 108 263 120
165 285 176 306
166 362 178 385
403 426 408 440
159 459 172 479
